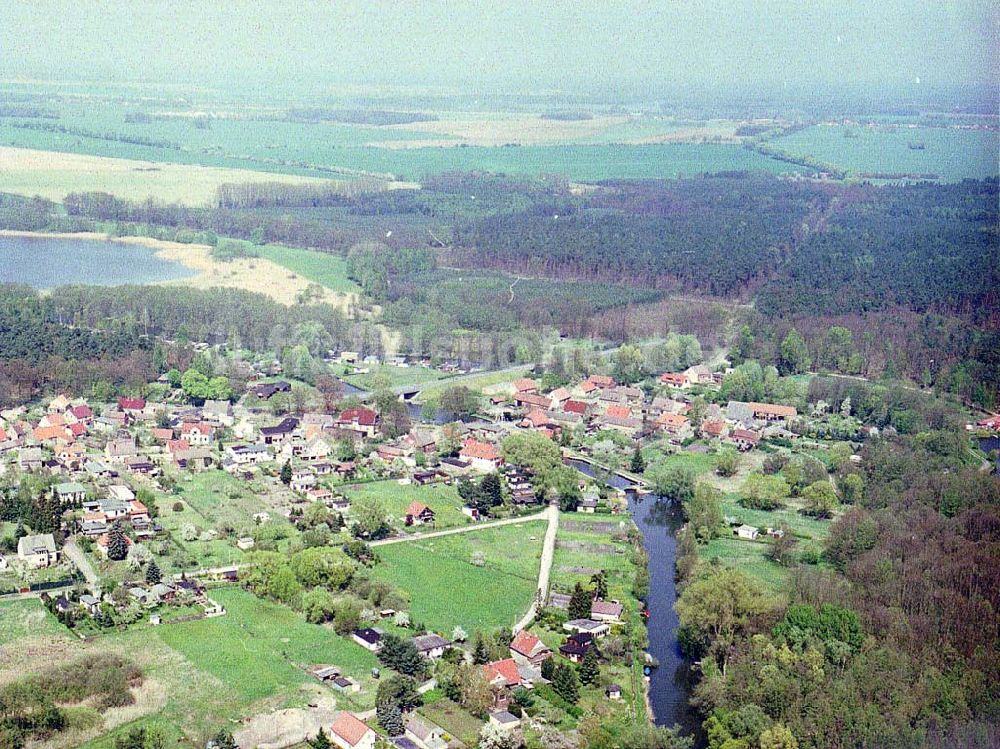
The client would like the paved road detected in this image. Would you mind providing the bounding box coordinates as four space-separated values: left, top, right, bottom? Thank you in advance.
63 538 101 595
512 503 559 634
370 509 550 547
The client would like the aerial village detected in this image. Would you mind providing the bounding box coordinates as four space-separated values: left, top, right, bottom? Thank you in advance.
0 348 869 749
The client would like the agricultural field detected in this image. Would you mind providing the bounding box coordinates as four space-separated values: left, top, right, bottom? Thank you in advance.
0 146 333 204
369 521 545 632
343 479 471 532
771 123 1000 180
342 363 448 390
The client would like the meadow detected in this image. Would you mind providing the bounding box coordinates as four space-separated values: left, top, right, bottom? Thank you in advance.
771 124 999 180
257 245 361 294
369 521 545 633
342 363 448 390
0 598 66 645
344 479 472 532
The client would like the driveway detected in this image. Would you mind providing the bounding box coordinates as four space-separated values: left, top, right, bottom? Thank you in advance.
63 538 101 595
512 502 559 634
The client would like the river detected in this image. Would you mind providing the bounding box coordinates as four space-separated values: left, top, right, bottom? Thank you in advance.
564 458 701 736
0 234 194 287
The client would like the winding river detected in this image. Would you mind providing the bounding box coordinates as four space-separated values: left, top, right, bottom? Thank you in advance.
564 458 700 735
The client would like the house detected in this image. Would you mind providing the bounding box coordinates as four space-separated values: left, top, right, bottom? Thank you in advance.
411 633 450 660
481 658 524 709
252 381 291 400
563 399 589 416
701 420 727 439
509 629 552 666
736 524 759 540
352 628 383 652
514 378 538 394
300 436 331 462
655 412 692 441
105 436 138 464
684 364 718 385
179 421 214 445
459 439 503 472
404 431 437 454
588 375 616 389
514 392 551 411
48 394 72 412
560 632 597 663
260 417 299 445
404 501 435 526
337 408 379 438
97 532 133 558
563 618 610 637
117 397 146 413
748 402 797 422
548 387 571 404
660 372 689 389
174 447 214 471
729 428 761 451
307 487 334 504
79 594 101 615
488 710 521 732
290 470 317 493
591 600 624 623
329 712 376 749
202 399 234 426
17 533 59 568
404 715 447 749
606 684 623 700
578 496 598 513
18 447 43 471
226 444 269 466
107 485 136 503
55 482 87 506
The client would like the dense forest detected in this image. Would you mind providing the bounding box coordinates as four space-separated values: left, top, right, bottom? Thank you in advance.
675 381 1000 749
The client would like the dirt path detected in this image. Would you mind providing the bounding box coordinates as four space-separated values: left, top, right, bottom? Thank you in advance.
512 503 559 634
63 539 100 595
370 509 550 546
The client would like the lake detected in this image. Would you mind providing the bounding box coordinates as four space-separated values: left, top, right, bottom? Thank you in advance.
0 235 194 288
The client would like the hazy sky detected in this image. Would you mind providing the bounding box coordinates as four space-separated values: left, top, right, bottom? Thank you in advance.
2 1 996 99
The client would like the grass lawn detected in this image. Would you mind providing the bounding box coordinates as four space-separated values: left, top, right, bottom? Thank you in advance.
418 368 529 400
0 597 67 645
258 245 360 294
418 699 484 746
344 479 471 531
157 588 378 702
719 493 834 546
343 363 448 391
701 537 792 593
370 522 545 633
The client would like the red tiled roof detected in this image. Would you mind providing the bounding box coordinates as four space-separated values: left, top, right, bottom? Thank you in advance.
33 425 70 442
180 421 212 435
548 387 571 401
563 400 587 414
702 420 725 436
514 378 538 392
482 658 521 687
67 422 86 436
660 372 688 385
405 501 431 517
515 393 551 409
655 412 689 428
167 439 190 454
731 428 760 443
524 409 549 428
339 408 377 426
579 381 597 393
605 405 631 420
510 630 544 657
588 375 615 387
70 405 93 419
118 397 146 411
460 439 500 461
749 402 797 419
330 712 372 747
591 600 624 617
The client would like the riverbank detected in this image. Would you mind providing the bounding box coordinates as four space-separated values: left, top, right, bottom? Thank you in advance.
0 229 357 311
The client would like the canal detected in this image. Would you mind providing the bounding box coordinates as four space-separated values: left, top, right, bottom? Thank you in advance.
564 458 700 736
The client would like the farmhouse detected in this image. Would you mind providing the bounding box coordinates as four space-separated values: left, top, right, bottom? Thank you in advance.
660 372 689 389
260 417 299 445
337 408 379 438
729 428 761 451
329 712 376 749
655 412 692 440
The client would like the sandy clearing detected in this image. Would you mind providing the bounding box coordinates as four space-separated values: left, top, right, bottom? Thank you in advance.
0 146 334 205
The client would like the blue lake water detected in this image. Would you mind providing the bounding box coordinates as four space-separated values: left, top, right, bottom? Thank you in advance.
0 235 194 288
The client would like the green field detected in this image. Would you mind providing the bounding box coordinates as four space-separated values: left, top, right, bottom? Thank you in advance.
157 588 378 702
343 363 448 390
772 124 999 181
0 597 67 644
258 245 361 293
370 522 545 632
418 367 529 400
344 479 471 531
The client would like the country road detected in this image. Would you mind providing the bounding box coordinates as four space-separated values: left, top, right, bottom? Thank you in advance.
63 538 100 595
512 502 559 634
